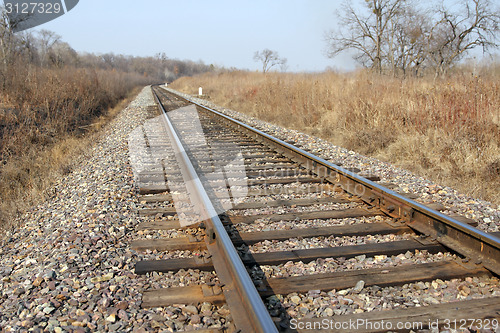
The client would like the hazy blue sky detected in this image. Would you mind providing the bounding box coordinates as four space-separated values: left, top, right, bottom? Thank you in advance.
32 0 359 72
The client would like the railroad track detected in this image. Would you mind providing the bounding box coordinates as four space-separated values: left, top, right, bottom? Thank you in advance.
129 85 500 332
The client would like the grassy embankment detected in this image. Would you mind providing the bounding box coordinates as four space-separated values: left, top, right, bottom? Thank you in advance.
171 68 500 204
0 66 151 230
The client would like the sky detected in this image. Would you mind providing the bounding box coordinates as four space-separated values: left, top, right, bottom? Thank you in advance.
29 0 359 72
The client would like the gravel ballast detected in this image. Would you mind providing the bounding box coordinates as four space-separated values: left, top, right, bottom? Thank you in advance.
0 87 227 332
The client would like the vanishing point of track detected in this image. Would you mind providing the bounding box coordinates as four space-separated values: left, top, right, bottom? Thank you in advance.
130 85 500 332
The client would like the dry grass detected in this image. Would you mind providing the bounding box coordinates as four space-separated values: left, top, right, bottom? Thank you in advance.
0 62 149 230
171 67 500 204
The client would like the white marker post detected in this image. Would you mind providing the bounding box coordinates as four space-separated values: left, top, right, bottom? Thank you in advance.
199 87 203 96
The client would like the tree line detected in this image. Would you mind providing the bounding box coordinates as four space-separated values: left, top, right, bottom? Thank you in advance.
325 0 500 76
0 7 214 87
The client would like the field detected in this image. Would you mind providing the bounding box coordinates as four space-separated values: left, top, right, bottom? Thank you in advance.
171 68 500 204
0 65 150 229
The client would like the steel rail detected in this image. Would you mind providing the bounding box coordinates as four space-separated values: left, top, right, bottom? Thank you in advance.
159 85 500 275
151 87 278 333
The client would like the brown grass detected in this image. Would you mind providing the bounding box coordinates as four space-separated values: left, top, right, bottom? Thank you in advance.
0 63 150 230
171 67 500 204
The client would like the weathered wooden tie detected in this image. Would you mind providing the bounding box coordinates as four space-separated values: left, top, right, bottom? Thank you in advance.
140 260 490 308
135 238 445 274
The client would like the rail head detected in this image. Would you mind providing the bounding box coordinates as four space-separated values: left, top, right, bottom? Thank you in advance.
159 85 500 275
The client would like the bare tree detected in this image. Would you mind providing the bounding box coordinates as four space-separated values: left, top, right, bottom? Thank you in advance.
325 0 407 73
386 6 430 76
36 29 61 67
253 49 287 73
0 7 21 73
50 42 78 67
326 0 499 76
427 0 500 76
279 58 289 72
0 6 35 86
